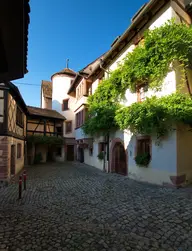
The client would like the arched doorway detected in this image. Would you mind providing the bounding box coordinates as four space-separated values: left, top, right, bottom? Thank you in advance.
111 141 127 176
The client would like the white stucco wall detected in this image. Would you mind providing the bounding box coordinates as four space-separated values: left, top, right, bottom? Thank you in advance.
75 127 86 140
108 129 177 185
83 141 104 171
74 96 88 113
92 79 100 94
82 4 180 185
108 5 176 107
52 75 76 138
74 78 100 140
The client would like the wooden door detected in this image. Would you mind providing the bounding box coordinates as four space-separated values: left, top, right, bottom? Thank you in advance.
79 147 84 163
113 143 127 175
11 145 16 175
67 145 74 161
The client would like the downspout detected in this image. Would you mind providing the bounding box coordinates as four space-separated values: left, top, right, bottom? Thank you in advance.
107 133 110 173
103 149 106 172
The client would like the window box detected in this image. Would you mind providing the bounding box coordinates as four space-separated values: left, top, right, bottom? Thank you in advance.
135 136 151 167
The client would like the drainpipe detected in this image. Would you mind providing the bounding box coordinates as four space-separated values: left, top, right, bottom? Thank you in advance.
103 150 106 172
106 133 110 173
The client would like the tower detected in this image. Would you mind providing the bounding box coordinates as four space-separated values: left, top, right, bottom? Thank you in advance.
51 64 77 161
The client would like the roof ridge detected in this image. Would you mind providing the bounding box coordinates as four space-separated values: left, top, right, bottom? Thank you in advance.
27 105 58 112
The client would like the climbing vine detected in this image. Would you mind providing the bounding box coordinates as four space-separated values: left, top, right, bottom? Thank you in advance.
82 69 122 136
115 93 192 138
121 20 192 92
27 135 64 145
82 21 192 137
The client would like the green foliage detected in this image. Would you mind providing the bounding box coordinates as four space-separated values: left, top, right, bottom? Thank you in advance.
115 93 192 138
34 153 42 164
82 69 122 136
83 21 192 136
27 135 64 145
135 153 151 167
122 20 192 92
88 68 124 105
82 103 120 136
97 151 105 160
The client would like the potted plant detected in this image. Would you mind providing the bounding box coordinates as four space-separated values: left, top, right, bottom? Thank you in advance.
97 151 105 160
135 153 151 167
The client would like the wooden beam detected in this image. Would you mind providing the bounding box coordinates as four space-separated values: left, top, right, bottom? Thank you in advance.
44 119 46 136
33 119 42 134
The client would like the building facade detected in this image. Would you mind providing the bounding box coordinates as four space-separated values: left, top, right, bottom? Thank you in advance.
0 82 27 185
27 106 65 164
38 0 192 187
68 0 192 187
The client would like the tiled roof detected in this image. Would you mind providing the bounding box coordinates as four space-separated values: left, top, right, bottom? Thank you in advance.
68 52 107 94
51 68 76 79
42 80 52 99
27 106 65 120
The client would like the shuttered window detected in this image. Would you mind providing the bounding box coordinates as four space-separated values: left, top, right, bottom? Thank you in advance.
76 108 88 128
62 99 69 111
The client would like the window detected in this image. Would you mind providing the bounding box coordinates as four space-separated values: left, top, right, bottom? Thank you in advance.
16 106 24 127
75 108 88 128
62 99 69 111
56 147 62 157
136 136 151 156
17 143 22 159
137 84 148 102
56 126 62 136
65 121 72 134
98 142 105 154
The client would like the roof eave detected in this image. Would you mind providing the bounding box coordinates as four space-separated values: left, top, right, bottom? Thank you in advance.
89 0 164 78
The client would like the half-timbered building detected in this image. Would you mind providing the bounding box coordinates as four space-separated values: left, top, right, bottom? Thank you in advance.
0 82 27 185
27 106 65 164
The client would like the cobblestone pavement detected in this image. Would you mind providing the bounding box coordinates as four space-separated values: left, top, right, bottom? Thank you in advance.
0 162 192 251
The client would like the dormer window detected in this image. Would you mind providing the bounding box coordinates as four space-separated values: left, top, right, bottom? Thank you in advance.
137 84 148 102
62 99 69 111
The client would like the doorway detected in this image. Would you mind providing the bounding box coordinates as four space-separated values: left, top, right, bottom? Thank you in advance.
112 142 127 175
78 147 84 163
66 145 74 161
11 145 16 176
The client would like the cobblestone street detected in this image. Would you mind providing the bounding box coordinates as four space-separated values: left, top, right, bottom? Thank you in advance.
0 163 192 251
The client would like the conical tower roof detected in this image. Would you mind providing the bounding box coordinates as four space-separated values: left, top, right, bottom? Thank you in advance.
51 68 76 79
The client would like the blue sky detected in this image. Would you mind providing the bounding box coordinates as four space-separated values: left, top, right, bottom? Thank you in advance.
14 0 146 107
